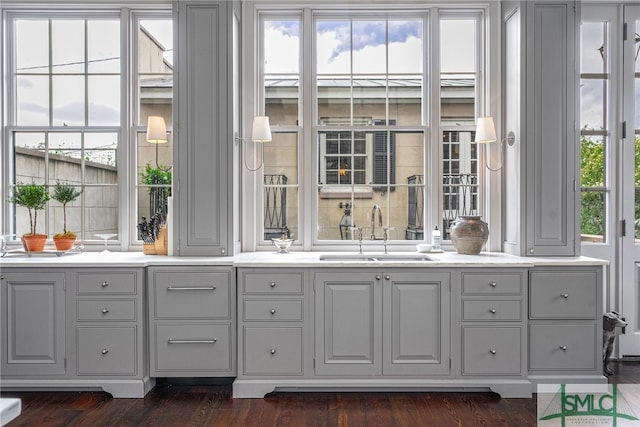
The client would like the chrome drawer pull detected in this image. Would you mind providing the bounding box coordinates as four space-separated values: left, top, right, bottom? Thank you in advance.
375 275 381 280
489 349 497 355
270 349 276 355
101 348 109 355
270 309 276 315
167 286 217 291
102 308 109 314
489 282 497 288
560 345 567 351
270 282 277 288
561 293 569 299
101 281 109 288
167 338 217 344
489 309 497 314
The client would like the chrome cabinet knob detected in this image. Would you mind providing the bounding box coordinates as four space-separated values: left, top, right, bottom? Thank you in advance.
375 275 381 280
270 349 276 355
102 308 109 314
385 275 390 281
489 309 497 314
561 293 569 299
489 349 497 355
101 281 109 288
101 348 109 355
489 282 497 288
270 309 276 315
560 345 567 351
270 282 276 288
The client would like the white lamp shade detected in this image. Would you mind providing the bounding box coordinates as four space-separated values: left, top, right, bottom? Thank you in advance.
147 116 168 144
251 116 272 143
475 116 497 144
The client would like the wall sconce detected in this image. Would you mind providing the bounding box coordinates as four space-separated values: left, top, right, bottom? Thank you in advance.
146 116 171 172
475 116 515 171
235 116 272 171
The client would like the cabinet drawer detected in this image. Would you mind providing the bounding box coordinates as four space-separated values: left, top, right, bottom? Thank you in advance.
462 300 522 321
462 327 522 375
243 273 303 295
461 273 522 295
243 327 303 375
77 299 136 321
154 324 231 373
76 272 137 295
243 300 303 321
152 272 230 319
529 271 597 319
77 327 136 375
529 324 596 371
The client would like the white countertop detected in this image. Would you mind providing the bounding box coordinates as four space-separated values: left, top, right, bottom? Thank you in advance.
0 249 608 268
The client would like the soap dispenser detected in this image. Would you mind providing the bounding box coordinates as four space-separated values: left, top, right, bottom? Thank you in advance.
432 226 441 250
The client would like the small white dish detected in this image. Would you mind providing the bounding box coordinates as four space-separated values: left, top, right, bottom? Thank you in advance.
416 243 433 253
272 238 294 253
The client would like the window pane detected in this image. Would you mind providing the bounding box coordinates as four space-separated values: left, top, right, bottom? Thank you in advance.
15 20 49 74
88 76 120 125
53 75 85 126
85 132 118 169
16 76 49 125
389 76 422 125
352 21 386 74
581 79 606 130
139 19 173 126
316 21 350 75
264 20 300 126
440 20 475 74
318 78 351 124
49 134 83 183
264 132 298 185
353 77 383 120
14 133 46 183
580 135 606 242
85 186 118 240
52 20 84 74
581 22 606 74
388 20 422 74
264 184 298 241
88 20 120 73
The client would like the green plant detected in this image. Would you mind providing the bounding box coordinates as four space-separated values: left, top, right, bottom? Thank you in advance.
7 182 50 236
51 181 82 237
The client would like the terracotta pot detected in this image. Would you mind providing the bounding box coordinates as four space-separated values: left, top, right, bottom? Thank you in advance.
53 236 76 251
450 216 489 255
22 234 48 252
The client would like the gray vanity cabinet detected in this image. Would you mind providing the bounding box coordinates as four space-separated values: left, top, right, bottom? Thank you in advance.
0 272 66 376
174 1 236 256
148 266 236 377
314 271 450 376
503 1 579 256
528 268 602 375
314 271 382 376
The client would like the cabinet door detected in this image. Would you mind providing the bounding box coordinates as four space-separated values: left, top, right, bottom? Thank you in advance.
524 1 577 256
175 1 232 256
314 272 382 375
383 272 450 375
1 272 66 376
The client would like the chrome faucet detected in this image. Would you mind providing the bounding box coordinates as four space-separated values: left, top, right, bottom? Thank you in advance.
370 205 383 239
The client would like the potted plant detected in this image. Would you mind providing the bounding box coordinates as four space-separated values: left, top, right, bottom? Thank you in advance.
8 182 50 252
51 181 82 250
140 163 171 218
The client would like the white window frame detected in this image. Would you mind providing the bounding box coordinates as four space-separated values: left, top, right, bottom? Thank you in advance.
1 5 172 251
244 2 497 252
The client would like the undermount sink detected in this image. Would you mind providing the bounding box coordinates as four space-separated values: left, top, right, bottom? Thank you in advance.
319 253 433 262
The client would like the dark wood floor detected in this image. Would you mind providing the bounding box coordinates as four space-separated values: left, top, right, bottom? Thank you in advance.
3 362 640 427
